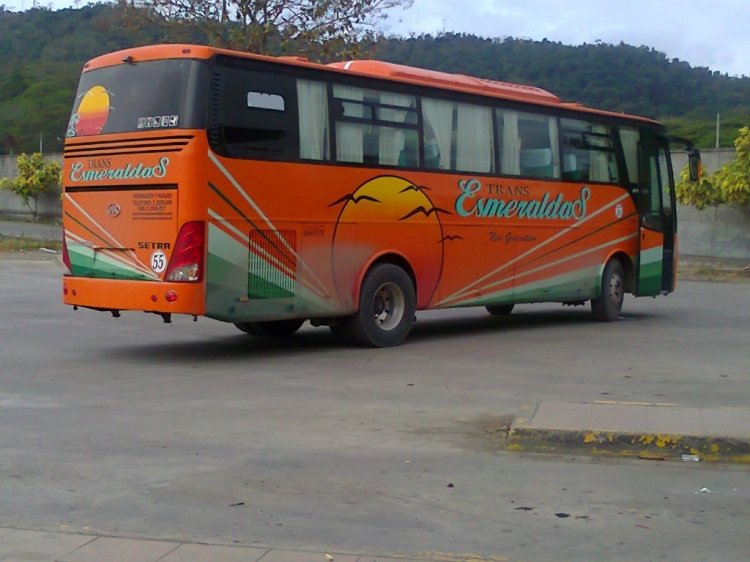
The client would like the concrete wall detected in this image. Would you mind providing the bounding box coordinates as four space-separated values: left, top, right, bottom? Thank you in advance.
678 204 750 259
670 148 735 177
671 148 750 260
1 151 748 259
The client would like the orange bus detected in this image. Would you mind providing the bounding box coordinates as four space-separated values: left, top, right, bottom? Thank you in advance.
62 44 700 347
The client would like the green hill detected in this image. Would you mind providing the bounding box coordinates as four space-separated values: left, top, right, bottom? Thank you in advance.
1 5 748 154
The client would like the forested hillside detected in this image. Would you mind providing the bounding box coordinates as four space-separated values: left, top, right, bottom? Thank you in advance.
374 33 750 146
1 4 748 154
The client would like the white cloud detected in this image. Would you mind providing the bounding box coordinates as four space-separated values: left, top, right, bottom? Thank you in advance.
386 0 750 77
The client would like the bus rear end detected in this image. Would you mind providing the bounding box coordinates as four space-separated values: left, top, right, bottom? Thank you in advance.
62 46 212 320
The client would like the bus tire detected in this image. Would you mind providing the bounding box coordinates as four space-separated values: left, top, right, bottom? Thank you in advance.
486 304 514 316
347 263 416 348
234 319 304 337
591 259 624 322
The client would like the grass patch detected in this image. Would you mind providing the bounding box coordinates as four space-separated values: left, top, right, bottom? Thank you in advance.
0 235 62 252
679 261 750 282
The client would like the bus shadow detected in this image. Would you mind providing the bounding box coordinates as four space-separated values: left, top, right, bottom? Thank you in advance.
408 308 603 343
106 327 345 364
105 308 661 363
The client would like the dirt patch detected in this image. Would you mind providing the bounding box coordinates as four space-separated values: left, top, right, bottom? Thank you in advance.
678 257 750 282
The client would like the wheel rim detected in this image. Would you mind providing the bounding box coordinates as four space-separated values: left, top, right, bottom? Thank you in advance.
608 271 624 309
371 281 405 331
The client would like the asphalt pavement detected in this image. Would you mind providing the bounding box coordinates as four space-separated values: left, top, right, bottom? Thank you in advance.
2 216 750 561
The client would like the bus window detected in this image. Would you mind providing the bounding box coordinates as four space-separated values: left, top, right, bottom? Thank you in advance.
210 65 300 160
422 98 493 173
619 127 640 185
332 85 418 167
497 109 560 179
421 98 452 170
561 119 619 183
658 148 673 218
297 79 330 161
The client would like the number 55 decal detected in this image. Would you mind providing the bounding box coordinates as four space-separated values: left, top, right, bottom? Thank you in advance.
151 250 167 273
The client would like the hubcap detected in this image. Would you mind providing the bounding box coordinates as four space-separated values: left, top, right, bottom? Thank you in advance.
608 272 624 308
372 282 405 331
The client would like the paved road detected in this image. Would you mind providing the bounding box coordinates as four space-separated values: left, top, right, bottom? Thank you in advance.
1 259 748 561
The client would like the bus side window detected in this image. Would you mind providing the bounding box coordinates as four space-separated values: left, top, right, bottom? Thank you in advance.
209 64 300 160
618 127 640 187
297 79 330 161
332 85 418 168
561 119 619 183
498 109 560 179
422 98 451 170
422 98 493 174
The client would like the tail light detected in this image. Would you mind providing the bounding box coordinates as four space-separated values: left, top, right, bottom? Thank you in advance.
61 233 72 276
165 221 205 282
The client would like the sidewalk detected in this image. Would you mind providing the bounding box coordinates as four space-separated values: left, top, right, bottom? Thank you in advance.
0 529 442 562
507 400 750 462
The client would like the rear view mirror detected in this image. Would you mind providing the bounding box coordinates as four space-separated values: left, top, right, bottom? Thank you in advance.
688 148 702 182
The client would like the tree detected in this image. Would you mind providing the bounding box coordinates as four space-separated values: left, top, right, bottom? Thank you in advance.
675 165 722 210
123 0 412 59
676 127 750 209
0 153 61 219
711 126 750 206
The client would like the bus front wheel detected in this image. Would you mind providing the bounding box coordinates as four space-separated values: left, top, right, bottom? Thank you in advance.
346 263 416 348
591 259 624 322
234 319 305 337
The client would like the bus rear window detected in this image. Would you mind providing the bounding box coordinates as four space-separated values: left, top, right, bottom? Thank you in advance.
66 59 208 137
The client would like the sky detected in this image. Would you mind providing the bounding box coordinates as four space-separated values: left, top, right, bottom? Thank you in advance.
4 0 749 77
385 0 750 77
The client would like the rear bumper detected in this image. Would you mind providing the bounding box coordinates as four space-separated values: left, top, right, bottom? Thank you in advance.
62 276 206 316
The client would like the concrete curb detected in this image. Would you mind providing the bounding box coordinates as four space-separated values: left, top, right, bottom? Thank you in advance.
506 401 750 463
507 427 750 463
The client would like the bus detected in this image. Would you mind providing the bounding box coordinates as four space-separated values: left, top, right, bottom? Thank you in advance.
62 44 701 347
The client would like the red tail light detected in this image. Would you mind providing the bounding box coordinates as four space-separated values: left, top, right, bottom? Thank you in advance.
165 221 205 282
61 233 72 276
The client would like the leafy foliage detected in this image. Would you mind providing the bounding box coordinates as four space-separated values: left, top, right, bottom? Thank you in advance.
676 127 750 209
675 166 722 210
0 153 61 218
712 127 750 206
125 0 410 59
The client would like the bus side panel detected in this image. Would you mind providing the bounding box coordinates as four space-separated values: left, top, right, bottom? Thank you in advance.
425 174 638 308
203 159 452 322
637 228 665 296
201 156 642 321
511 184 639 303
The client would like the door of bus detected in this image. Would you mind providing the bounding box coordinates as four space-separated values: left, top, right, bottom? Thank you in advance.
635 140 677 296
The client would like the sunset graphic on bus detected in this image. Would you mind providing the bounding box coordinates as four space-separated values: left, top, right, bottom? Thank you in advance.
329 176 449 306
74 85 112 135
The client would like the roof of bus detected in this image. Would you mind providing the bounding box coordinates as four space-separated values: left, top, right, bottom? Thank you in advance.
83 43 659 126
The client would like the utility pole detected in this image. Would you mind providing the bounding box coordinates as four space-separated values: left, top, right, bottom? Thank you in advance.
715 113 720 149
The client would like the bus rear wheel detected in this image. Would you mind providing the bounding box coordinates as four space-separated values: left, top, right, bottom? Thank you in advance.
591 259 624 322
345 263 416 348
234 319 304 337
486 304 514 316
